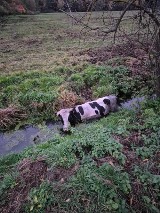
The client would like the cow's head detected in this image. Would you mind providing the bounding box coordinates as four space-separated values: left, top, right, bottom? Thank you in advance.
56 108 73 132
107 95 118 112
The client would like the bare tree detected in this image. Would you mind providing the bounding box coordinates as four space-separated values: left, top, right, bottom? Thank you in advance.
61 0 160 97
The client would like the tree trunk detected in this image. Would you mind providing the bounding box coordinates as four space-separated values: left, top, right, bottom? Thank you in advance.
155 28 160 97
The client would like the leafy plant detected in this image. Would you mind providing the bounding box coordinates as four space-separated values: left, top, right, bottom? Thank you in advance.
69 73 85 92
0 153 21 175
0 173 17 206
66 163 131 212
26 181 53 213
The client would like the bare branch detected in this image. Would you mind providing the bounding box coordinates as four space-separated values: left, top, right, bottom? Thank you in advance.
115 0 160 27
112 0 136 42
60 0 136 37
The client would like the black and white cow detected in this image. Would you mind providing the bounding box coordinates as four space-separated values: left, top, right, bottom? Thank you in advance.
57 95 118 132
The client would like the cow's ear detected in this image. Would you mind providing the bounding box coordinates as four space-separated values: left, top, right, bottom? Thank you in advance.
103 99 110 105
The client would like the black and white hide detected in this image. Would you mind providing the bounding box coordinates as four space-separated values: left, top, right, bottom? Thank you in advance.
57 95 117 132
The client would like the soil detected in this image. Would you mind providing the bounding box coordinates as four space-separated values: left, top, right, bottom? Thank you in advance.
76 42 150 77
47 163 79 183
0 158 79 213
1 158 47 213
114 131 144 149
93 156 118 167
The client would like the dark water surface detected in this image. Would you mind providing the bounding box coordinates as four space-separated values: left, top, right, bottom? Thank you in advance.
0 97 148 156
0 121 61 156
120 96 145 111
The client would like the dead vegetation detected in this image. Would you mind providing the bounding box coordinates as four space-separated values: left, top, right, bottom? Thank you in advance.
54 88 85 110
76 41 150 76
0 106 26 131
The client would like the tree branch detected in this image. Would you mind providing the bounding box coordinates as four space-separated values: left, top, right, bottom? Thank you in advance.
60 0 135 36
115 0 160 27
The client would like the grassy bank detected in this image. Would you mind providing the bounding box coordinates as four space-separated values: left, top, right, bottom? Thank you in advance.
0 13 154 130
0 12 159 213
0 99 160 212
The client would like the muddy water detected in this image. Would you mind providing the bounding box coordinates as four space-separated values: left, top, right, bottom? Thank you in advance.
0 121 61 156
120 96 145 111
0 97 147 156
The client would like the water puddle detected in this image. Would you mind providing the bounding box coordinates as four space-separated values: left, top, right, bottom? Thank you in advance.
0 121 61 156
0 96 149 156
120 96 145 111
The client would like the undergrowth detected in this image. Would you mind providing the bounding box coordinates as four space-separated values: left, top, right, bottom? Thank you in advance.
0 99 159 212
0 13 159 213
0 64 153 130
69 65 153 99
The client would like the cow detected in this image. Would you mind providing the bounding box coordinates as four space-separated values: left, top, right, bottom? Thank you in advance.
57 95 118 132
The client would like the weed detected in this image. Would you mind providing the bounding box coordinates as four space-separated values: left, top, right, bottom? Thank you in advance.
0 99 160 212
72 123 126 164
69 73 85 93
0 71 65 127
25 181 53 213
0 14 159 213
133 166 160 212
63 163 131 212
0 153 22 175
93 85 114 98
68 64 152 100
0 59 154 129
0 172 17 206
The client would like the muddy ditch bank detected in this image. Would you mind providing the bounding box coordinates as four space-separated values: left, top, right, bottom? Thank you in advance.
0 96 152 156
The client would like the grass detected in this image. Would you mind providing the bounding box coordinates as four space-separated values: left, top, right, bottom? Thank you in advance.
0 12 154 129
0 11 145 74
0 63 153 130
0 13 113 73
0 12 159 212
0 99 160 212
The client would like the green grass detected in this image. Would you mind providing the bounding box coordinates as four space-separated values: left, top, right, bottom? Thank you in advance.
0 63 153 129
0 13 154 129
0 12 159 212
0 99 160 212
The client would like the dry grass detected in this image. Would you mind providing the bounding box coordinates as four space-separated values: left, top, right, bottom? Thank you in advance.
54 87 85 110
0 106 26 130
